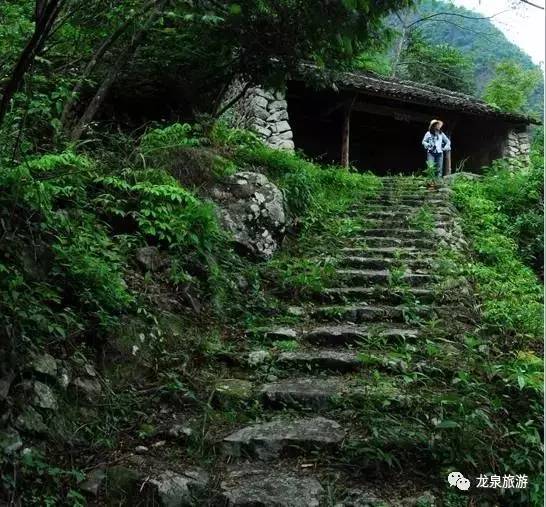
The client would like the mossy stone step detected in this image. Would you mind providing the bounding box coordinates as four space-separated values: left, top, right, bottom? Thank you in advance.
261 377 343 409
303 325 419 346
277 350 363 371
336 269 436 287
320 286 437 304
352 236 437 248
220 467 323 507
341 246 430 258
359 228 435 238
222 416 345 460
340 256 436 270
311 303 431 323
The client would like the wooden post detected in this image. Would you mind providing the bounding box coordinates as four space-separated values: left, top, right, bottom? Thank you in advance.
444 150 452 176
341 96 356 168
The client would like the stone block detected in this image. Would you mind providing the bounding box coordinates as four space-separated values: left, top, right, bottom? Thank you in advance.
268 100 288 112
267 110 289 122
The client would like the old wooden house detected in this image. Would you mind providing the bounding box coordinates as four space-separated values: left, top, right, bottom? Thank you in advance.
230 67 538 174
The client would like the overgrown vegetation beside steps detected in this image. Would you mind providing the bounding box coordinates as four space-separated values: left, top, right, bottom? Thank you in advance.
0 122 382 505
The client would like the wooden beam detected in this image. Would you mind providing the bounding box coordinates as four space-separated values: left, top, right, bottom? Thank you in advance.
352 101 432 123
341 96 356 168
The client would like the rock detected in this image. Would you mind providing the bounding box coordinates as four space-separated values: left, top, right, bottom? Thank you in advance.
31 381 58 410
164 423 193 440
277 350 362 372
254 96 268 109
336 488 386 506
135 445 148 454
146 469 209 507
215 379 253 407
262 327 298 341
0 372 14 401
254 106 270 121
105 466 141 501
253 125 272 138
277 129 294 140
261 377 342 409
29 353 57 378
212 171 286 259
268 100 288 112
0 428 22 454
267 110 289 122
221 467 323 506
247 350 271 366
14 406 47 434
71 376 102 404
80 468 106 496
287 306 305 317
136 246 168 272
222 416 345 460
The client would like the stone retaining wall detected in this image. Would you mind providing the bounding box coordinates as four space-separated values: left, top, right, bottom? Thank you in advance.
503 129 531 159
226 82 294 151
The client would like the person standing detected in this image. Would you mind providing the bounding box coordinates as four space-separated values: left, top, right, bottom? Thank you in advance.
422 119 451 178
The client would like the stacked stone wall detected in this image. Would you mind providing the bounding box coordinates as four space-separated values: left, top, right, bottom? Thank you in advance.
226 83 294 151
503 129 531 159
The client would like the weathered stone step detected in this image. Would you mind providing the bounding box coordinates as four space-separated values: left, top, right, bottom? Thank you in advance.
220 467 323 506
261 377 342 410
222 416 345 460
352 236 436 248
358 203 454 212
365 198 449 207
341 246 430 258
277 350 362 371
303 325 419 346
361 210 453 221
359 228 435 238
336 269 436 287
340 256 435 270
321 286 436 304
311 303 431 323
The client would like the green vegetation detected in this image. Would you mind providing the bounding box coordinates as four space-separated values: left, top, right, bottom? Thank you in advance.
484 61 543 114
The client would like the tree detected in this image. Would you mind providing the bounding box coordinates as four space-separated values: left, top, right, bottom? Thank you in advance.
398 31 476 94
483 61 542 113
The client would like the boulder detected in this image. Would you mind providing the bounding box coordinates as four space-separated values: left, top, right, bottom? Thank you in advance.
14 406 47 434
145 469 209 507
214 379 253 407
221 467 323 506
30 381 58 410
136 246 169 272
0 428 23 454
211 171 286 259
29 353 57 378
71 376 102 404
80 468 107 496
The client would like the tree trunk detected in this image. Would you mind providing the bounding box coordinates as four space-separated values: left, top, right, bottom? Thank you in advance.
69 0 166 141
0 0 63 126
61 3 154 131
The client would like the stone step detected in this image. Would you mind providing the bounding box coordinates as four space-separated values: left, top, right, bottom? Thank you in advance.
358 203 454 212
220 467 323 506
277 350 363 371
336 269 436 287
303 325 419 346
320 286 436 304
363 220 454 232
359 228 435 238
311 303 432 323
222 416 345 460
341 246 430 258
340 256 435 270
352 236 436 248
260 377 343 410
362 210 453 221
365 197 449 206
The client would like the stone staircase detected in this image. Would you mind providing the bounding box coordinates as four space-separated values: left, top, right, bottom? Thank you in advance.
216 177 472 506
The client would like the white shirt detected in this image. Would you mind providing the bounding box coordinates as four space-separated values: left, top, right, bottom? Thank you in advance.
422 131 451 154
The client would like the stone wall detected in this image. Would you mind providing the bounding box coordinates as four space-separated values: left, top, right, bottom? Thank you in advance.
503 129 531 159
227 83 295 151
